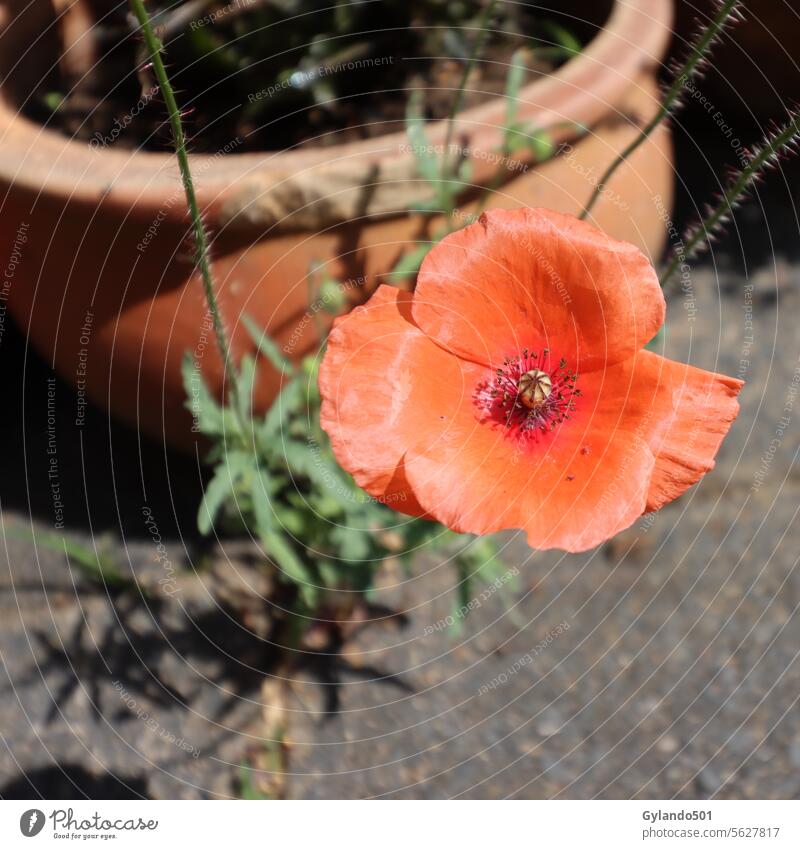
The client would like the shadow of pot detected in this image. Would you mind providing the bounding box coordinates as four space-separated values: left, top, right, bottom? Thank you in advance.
0 0 674 447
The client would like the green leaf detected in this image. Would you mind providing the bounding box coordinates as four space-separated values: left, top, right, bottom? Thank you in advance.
529 130 554 162
280 440 346 494
197 451 254 535
182 353 225 436
242 314 294 376
504 123 554 163
237 354 256 420
318 276 346 314
541 20 582 58
330 525 371 561
198 467 234 536
388 241 434 282
457 158 473 184
504 48 527 127
8 526 132 589
263 531 318 605
259 378 303 450
272 504 307 537
310 492 345 519
238 765 267 800
405 90 440 184
449 559 472 637
250 467 277 539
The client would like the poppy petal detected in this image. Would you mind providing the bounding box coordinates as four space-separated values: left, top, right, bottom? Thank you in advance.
319 284 484 517
413 207 665 371
637 350 743 511
399 356 660 552
399 350 741 552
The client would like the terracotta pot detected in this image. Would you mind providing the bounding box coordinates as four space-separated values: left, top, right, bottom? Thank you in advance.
0 0 674 446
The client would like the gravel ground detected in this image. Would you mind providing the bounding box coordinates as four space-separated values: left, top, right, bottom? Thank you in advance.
1 120 800 798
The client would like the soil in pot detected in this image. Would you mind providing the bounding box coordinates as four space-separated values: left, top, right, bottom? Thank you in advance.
25 0 593 153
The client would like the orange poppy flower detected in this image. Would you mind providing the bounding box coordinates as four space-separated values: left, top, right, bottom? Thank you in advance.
319 208 743 552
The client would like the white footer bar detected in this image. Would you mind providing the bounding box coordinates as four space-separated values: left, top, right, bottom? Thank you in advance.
2 799 798 848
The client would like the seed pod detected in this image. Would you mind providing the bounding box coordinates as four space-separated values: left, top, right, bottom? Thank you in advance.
518 369 552 410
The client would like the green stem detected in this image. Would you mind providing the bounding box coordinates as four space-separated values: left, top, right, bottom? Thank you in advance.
660 111 800 288
128 0 243 424
438 0 497 197
578 0 742 221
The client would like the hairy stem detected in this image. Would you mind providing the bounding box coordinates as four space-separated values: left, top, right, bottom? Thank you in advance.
660 111 800 288
128 0 243 422
578 0 742 221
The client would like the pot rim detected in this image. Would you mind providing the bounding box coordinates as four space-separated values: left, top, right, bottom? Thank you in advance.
0 0 673 224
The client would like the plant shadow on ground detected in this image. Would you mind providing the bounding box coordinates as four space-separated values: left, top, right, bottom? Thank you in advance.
0 319 203 541
0 555 416 797
1 764 150 799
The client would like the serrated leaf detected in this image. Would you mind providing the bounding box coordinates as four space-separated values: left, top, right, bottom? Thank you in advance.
198 468 234 535
182 353 225 436
197 451 254 535
259 379 303 450
330 525 371 561
263 532 317 605
310 493 345 519
250 467 277 539
242 314 294 376
317 558 343 589
273 504 306 536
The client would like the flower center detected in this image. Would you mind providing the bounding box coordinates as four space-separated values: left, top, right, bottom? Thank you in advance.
475 348 580 439
518 369 552 410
